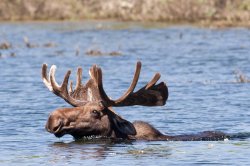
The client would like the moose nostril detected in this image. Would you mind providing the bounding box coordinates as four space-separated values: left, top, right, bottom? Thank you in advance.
52 121 62 132
46 118 63 133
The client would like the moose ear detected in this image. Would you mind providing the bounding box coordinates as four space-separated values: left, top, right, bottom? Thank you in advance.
111 114 136 136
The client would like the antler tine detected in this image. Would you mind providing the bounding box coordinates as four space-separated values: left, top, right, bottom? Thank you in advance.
92 61 141 106
49 65 61 92
69 81 73 94
114 61 141 103
43 65 88 107
61 70 71 91
42 64 53 91
75 67 82 91
145 73 161 90
96 66 113 105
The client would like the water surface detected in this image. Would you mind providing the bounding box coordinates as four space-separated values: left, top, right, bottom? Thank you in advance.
0 21 250 165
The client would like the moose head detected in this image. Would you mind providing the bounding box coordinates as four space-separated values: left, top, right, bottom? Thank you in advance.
42 61 168 139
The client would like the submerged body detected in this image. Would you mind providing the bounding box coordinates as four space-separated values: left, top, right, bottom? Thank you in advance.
131 121 227 141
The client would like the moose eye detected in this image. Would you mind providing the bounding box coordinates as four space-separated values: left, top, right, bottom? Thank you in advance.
91 110 100 117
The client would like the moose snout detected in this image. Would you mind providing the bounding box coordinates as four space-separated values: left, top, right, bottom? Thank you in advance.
45 115 63 133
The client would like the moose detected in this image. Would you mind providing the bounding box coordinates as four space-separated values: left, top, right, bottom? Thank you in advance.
42 61 228 141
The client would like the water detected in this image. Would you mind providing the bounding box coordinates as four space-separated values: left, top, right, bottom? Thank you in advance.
0 21 250 165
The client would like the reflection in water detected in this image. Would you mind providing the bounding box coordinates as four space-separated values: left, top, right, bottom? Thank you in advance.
49 138 173 164
49 138 132 161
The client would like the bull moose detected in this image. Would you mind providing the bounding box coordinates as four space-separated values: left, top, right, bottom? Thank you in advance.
42 61 228 141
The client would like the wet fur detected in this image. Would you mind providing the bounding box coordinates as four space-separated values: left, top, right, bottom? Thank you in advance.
46 104 228 141
130 121 227 141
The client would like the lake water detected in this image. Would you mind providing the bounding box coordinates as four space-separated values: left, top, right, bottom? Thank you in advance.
0 21 250 165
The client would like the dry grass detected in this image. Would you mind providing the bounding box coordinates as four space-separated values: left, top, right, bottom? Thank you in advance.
0 0 250 26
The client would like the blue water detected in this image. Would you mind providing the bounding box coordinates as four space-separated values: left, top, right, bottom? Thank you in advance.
0 21 250 165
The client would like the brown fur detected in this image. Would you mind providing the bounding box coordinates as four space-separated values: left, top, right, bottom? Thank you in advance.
130 121 164 140
46 103 227 141
46 103 136 139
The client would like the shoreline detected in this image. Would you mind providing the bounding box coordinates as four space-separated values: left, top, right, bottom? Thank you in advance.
0 0 250 28
0 19 249 28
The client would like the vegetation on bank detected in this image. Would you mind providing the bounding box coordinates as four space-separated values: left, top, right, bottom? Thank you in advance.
0 0 250 26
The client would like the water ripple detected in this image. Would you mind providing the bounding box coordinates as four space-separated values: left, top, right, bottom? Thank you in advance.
0 22 250 165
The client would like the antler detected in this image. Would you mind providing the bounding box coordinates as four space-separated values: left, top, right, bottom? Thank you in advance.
42 61 168 107
96 61 168 107
42 64 89 107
